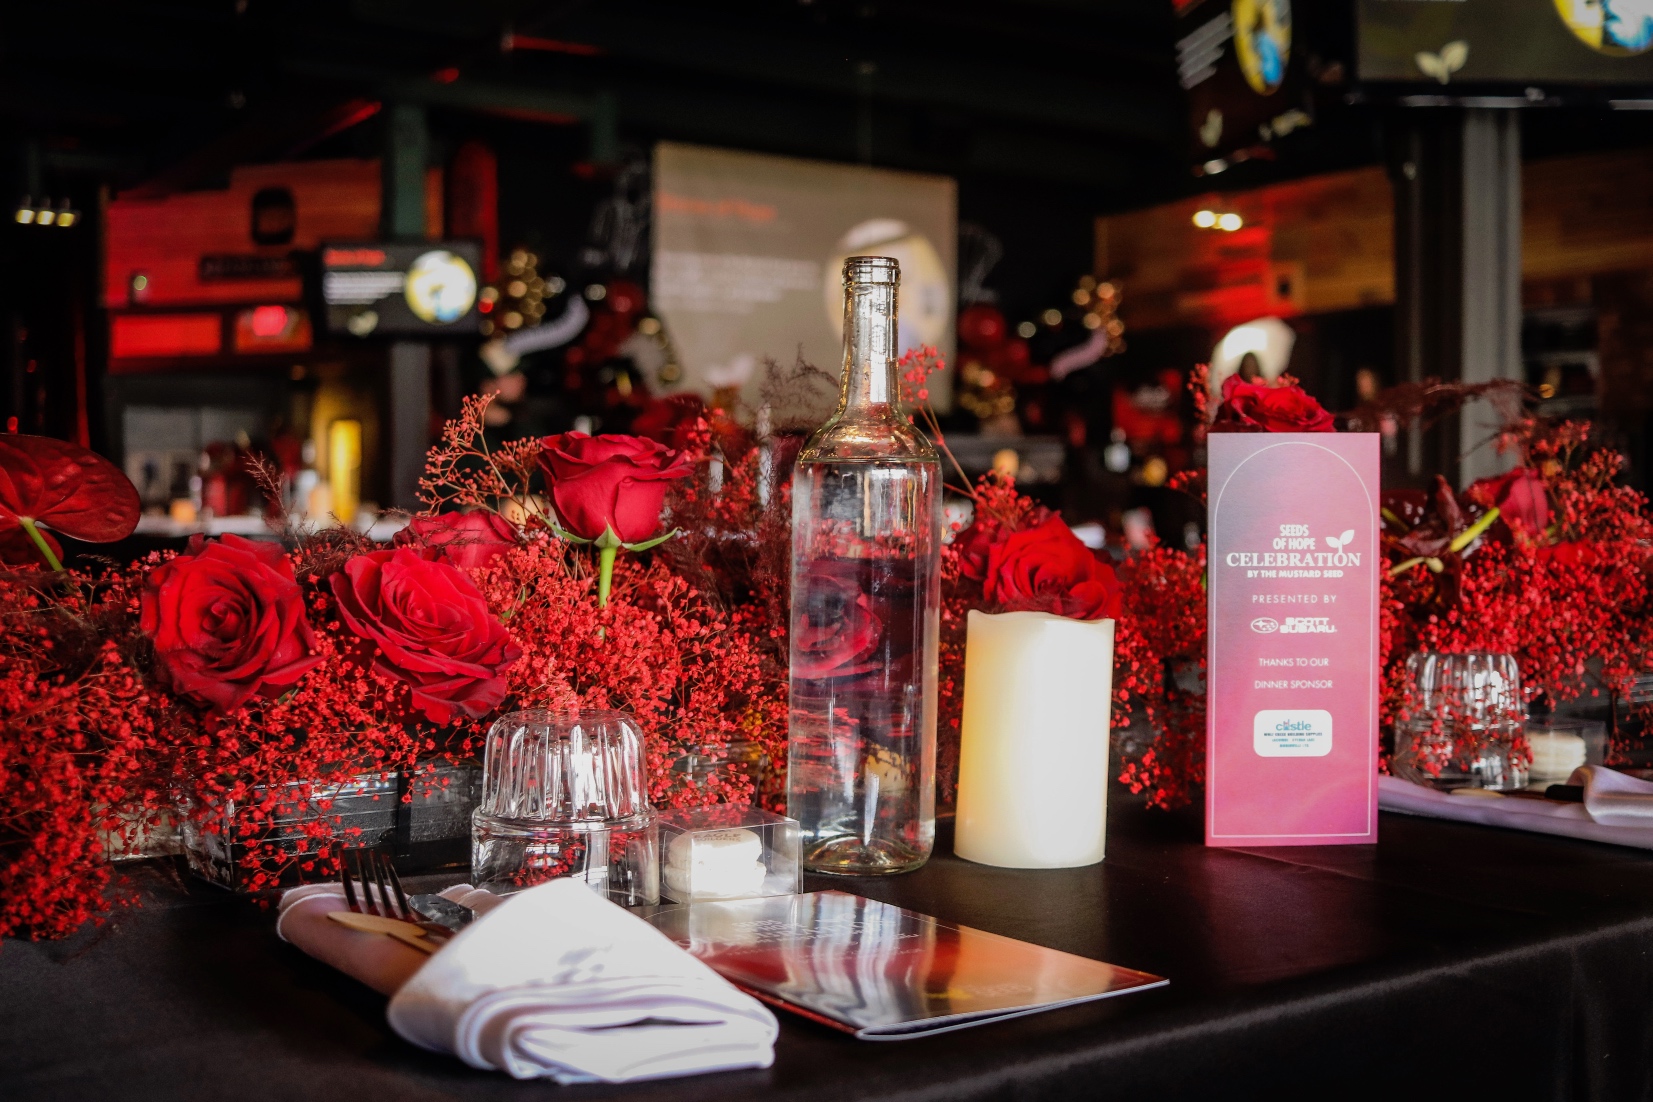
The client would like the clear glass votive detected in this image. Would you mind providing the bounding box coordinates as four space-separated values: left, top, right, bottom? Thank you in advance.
471 709 659 905
657 806 801 903
1392 651 1528 791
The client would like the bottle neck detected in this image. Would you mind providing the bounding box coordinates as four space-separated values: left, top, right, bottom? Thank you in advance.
839 279 899 414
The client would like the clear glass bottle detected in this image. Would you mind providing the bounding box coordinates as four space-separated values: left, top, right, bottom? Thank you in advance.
787 255 941 875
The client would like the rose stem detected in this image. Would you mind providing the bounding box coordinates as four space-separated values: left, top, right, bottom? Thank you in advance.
19 517 63 572
596 544 617 608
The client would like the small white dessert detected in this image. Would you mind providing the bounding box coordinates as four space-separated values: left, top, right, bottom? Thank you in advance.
1528 731 1588 783
664 827 767 899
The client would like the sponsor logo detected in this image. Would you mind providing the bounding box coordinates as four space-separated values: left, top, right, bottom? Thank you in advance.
1250 617 1280 634
1280 616 1336 634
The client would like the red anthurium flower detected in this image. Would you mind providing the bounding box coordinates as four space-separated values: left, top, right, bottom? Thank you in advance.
0 435 140 568
1467 467 1551 539
0 522 61 566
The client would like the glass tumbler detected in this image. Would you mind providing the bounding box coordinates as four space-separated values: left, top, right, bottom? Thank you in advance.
471 709 659 904
1392 651 1528 791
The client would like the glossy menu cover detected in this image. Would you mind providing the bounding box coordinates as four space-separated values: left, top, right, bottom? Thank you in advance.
1206 432 1380 846
645 891 1166 1039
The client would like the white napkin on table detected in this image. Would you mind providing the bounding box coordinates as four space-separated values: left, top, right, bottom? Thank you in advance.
278 878 777 1084
387 879 777 1083
1379 764 1653 850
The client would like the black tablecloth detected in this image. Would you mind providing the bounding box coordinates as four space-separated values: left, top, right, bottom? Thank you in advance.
6 800 1653 1102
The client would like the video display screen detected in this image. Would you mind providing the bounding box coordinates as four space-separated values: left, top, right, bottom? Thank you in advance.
1359 0 1653 86
320 241 481 337
1176 0 1313 164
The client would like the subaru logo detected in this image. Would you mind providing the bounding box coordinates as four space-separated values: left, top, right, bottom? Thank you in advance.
1250 617 1280 634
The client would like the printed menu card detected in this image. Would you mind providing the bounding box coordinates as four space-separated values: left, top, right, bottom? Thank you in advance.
1206 433 1380 846
647 891 1167 1038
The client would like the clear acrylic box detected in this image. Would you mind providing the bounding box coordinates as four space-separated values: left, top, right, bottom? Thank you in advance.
658 807 802 903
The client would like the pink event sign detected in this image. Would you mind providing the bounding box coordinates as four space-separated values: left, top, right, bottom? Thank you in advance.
1206 433 1380 847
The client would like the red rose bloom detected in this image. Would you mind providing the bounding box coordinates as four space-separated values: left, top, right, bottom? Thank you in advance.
954 506 1053 582
1211 374 1335 434
394 511 518 571
791 568 884 680
141 534 321 712
984 516 1124 621
1467 467 1551 539
631 394 707 452
330 548 522 724
539 432 692 544
953 516 1004 583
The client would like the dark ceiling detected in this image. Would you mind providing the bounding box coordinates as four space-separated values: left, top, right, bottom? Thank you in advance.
1 0 1190 200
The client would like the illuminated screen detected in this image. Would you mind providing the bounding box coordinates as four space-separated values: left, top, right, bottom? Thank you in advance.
320 241 481 337
1359 0 1653 85
1177 0 1313 163
651 142 956 410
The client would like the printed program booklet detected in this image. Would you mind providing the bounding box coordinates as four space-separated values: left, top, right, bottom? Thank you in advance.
645 890 1167 1039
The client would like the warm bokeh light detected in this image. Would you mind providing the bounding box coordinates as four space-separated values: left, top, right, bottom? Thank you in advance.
1192 209 1217 228
327 419 362 525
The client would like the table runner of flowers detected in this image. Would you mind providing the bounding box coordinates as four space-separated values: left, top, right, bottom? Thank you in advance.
1 352 1649 941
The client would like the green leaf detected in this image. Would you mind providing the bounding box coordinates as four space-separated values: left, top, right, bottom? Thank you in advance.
621 528 682 553
549 522 594 545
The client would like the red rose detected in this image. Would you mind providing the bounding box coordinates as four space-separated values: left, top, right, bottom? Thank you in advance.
954 506 1053 582
791 566 884 680
1211 375 1335 434
394 511 518 571
631 394 707 452
1467 467 1550 539
330 548 522 724
538 432 692 544
952 516 1004 583
141 534 321 712
984 516 1124 621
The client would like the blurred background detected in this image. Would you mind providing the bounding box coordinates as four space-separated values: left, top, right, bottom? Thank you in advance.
7 0 1653 554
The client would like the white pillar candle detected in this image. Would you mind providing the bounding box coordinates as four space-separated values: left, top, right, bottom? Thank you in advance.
955 609 1115 869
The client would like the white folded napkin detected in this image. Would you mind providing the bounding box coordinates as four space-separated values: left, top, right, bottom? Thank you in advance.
1378 765 1653 850
279 877 777 1084
388 879 777 1083
1574 765 1653 826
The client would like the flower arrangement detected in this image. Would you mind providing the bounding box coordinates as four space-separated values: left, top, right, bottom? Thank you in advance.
0 408 787 941
1112 368 1653 805
4 345 1650 942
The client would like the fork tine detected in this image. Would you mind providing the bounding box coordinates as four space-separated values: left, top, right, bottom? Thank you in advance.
340 850 361 913
380 854 411 921
353 849 379 916
368 850 395 920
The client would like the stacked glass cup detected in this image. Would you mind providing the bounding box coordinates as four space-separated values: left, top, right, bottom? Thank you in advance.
471 709 659 904
1393 652 1528 791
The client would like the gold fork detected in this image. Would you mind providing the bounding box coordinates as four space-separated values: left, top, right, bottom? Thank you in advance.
331 850 449 954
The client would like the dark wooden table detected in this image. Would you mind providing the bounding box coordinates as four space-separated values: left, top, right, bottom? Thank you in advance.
6 800 1653 1101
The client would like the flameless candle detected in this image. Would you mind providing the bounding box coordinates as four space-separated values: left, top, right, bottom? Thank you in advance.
954 610 1115 869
